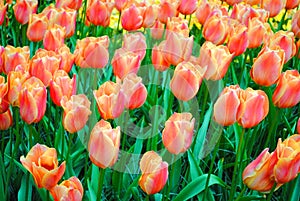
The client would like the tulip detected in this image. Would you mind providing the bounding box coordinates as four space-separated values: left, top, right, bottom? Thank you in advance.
273 135 300 184
291 10 300 38
56 45 75 73
50 70 76 106
88 120 121 168
250 47 285 86
203 13 228 45
138 151 168 195
237 88 269 128
0 109 13 130
43 25 66 51
27 13 48 42
29 49 61 87
7 70 30 106
0 46 4 73
162 112 195 154
177 0 197 15
0 3 7 26
121 73 147 109
123 32 146 61
158 0 179 24
20 144 66 190
261 0 287 18
54 8 77 38
297 40 300 58
115 0 129 12
55 0 83 10
93 81 125 120
74 36 109 69
297 118 300 134
19 77 47 124
227 24 249 56
242 148 279 192
13 0 38 24
50 176 84 201
152 42 171 71
272 70 300 108
166 17 189 38
61 94 92 133
3 45 30 74
150 20 165 40
170 61 206 101
142 5 158 28
224 0 242 6
198 41 234 81
285 0 300 10
247 17 270 49
213 85 241 126
162 32 193 66
195 0 222 26
244 0 260 5
0 75 8 100
121 4 143 31
112 48 141 80
87 0 113 27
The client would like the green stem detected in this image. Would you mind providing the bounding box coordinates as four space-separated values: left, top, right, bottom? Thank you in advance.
266 183 277 201
164 156 176 200
229 128 245 201
96 168 106 201
117 11 121 32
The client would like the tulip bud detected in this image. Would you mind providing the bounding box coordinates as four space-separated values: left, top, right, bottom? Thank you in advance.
142 5 158 28
27 13 48 42
123 32 147 61
56 45 75 73
261 0 287 18
54 8 77 38
227 24 249 56
247 18 270 49
55 0 82 10
203 14 228 45
0 109 13 130
285 0 300 9
177 0 197 15
88 120 121 168
13 0 38 24
20 143 66 190
0 3 7 26
121 4 143 31
152 42 171 71
3 45 30 74
158 0 179 24
291 10 300 38
43 25 66 51
87 0 113 27
138 151 168 195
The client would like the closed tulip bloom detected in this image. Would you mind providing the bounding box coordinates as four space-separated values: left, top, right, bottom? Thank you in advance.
61 94 91 133
0 46 4 73
0 3 7 26
50 176 83 201
242 148 279 192
158 0 179 24
0 109 13 130
203 14 228 45
247 18 270 48
94 81 125 120
121 4 143 31
74 36 109 69
166 17 189 38
285 0 300 9
142 5 158 28
225 0 242 5
7 71 30 106
198 41 234 81
13 0 38 24
152 42 171 71
170 61 206 101
0 76 9 114
88 120 120 168
43 25 66 51
121 73 147 109
123 32 147 61
3 45 30 74
50 70 76 106
195 0 223 25
177 0 197 15
291 10 300 38
163 32 193 66
237 88 269 128
273 135 300 184
57 45 75 73
272 70 300 108
87 0 113 27
162 112 195 154
227 24 249 56
27 13 48 42
261 0 287 18
115 0 129 11
20 143 66 190
55 0 82 10
54 8 77 38
151 20 165 40
213 85 241 126
20 77 47 124
29 49 61 86
250 47 285 86
112 48 141 80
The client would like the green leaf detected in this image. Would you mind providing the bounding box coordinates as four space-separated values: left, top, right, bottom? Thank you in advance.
18 174 32 201
87 179 97 201
173 174 226 201
236 195 265 201
187 149 203 180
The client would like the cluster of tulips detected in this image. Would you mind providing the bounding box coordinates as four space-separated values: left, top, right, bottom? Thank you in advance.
1 0 300 200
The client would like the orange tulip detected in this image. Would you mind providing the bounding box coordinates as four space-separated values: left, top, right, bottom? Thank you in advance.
247 17 270 49
50 70 76 107
242 148 279 192
261 0 287 18
0 75 9 114
27 13 48 42
87 0 113 27
142 5 158 28
244 0 260 5
61 94 91 133
273 135 300 184
3 45 30 74
291 10 300 38
13 0 38 24
152 42 171 72
88 120 121 169
43 25 66 51
29 49 61 87
198 41 234 81
0 3 7 26
138 151 168 195
213 85 241 126
121 4 143 31
285 0 300 9
123 32 146 61
19 77 47 124
74 36 109 69
162 32 193 66
250 47 285 86
121 73 147 109
158 0 179 24
162 112 195 154
93 81 125 120
56 45 75 73
224 0 242 6
195 0 224 26
177 0 197 15
237 88 269 128
272 70 300 108
297 40 300 58
203 13 228 45
227 24 249 56
50 176 84 201
150 20 165 40
0 46 4 73
7 70 30 106
20 143 66 190
170 61 206 101
0 109 13 130
112 48 141 80
166 17 189 38
297 118 300 134
115 0 129 12
55 0 82 10
54 8 77 38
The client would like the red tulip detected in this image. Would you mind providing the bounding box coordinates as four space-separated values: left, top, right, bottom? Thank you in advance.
0 109 13 130
285 0 300 9
55 0 82 10
177 0 197 15
121 4 143 31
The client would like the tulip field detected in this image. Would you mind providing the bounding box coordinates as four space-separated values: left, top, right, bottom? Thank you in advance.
1 0 300 200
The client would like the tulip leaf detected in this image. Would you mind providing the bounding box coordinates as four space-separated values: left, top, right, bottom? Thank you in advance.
173 174 226 201
236 195 265 201
18 174 32 201
187 149 203 180
87 179 97 201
